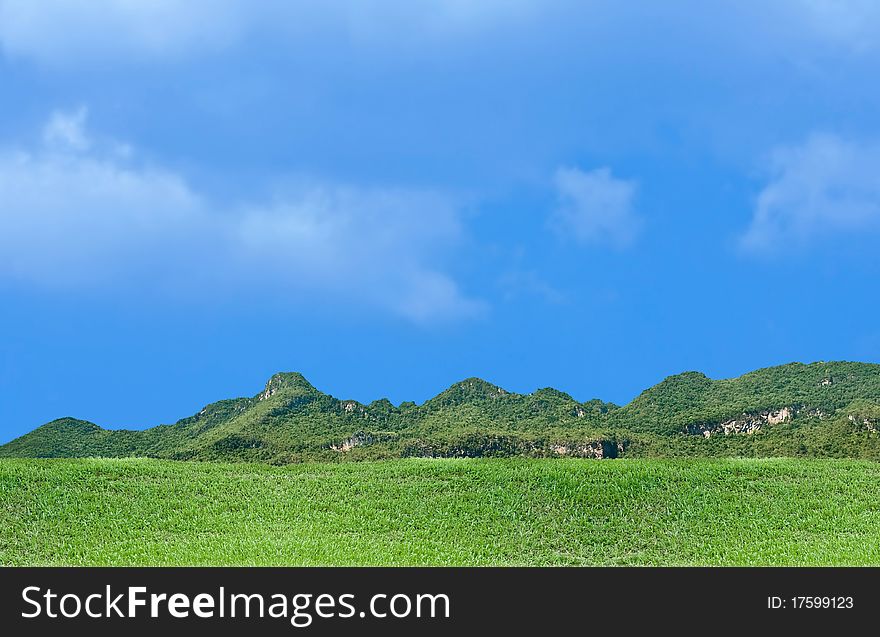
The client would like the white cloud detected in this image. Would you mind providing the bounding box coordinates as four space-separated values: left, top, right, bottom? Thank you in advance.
0 0 536 64
0 0 249 63
791 0 880 52
236 186 485 322
0 110 203 286
740 133 880 252
0 109 483 322
42 107 91 152
1 1 877 67
551 166 641 248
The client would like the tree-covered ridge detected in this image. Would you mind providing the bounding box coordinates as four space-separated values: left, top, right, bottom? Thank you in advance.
2 361 880 462
612 362 880 435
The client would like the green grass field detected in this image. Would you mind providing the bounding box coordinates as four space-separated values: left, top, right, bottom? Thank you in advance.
2 457 879 566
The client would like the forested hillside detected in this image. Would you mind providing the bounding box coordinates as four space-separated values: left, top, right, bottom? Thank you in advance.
3 362 879 462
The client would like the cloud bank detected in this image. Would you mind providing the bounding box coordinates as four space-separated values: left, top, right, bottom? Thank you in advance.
0 0 536 64
3 1 879 67
740 133 880 252
0 110 484 323
0 0 249 62
792 0 880 52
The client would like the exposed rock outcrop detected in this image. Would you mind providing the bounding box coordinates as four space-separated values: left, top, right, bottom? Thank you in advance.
849 414 879 433
401 436 622 459
339 400 366 415
550 440 621 458
684 407 793 438
330 431 374 452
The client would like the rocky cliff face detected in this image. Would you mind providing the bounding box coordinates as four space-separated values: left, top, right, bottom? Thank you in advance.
397 434 623 459
849 414 879 433
330 431 374 452
684 407 794 438
550 440 622 458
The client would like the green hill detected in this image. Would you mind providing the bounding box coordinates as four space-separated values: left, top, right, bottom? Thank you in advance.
3 361 880 462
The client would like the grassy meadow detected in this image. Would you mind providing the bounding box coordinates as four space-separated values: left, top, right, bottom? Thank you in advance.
2 457 879 566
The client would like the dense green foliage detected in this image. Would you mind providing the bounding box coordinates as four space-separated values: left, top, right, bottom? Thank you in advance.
2 361 880 462
612 362 880 434
2 457 879 566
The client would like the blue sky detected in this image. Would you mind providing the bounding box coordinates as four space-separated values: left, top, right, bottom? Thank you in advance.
2 1 880 442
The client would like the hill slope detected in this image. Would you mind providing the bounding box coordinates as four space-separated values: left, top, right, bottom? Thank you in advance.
3 361 880 462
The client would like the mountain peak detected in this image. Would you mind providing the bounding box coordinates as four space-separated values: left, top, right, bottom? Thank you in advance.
451 377 509 395
258 372 319 400
532 387 575 402
40 417 101 433
665 371 710 382
428 377 512 407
